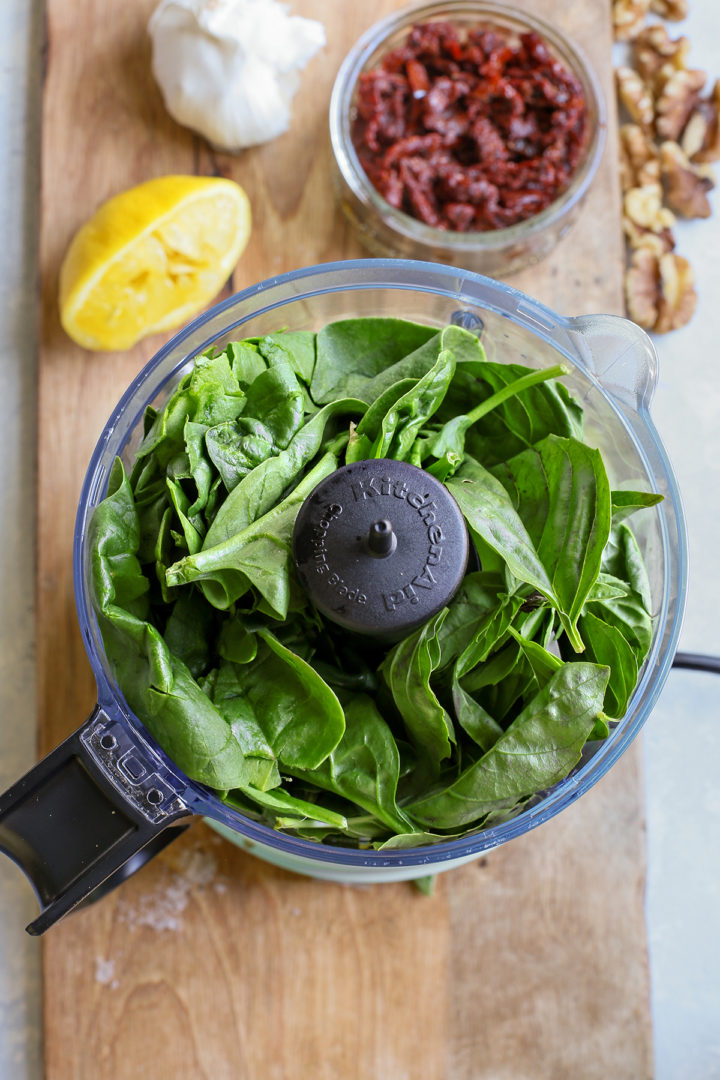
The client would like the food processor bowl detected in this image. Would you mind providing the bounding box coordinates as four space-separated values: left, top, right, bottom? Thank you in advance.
0 260 687 933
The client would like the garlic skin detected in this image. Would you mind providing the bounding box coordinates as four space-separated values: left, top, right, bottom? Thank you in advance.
149 0 326 152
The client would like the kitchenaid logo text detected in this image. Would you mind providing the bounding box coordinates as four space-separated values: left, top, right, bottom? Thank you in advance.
351 475 444 611
309 503 368 604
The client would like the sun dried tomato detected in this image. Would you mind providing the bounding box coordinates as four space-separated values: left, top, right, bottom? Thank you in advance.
352 21 588 232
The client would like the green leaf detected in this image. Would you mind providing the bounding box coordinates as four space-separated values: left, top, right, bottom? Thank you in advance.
451 674 503 752
258 331 316 385
203 399 364 548
408 663 609 829
489 435 612 650
226 787 347 828
439 360 583 468
137 352 246 466
311 317 439 404
611 489 664 524
445 461 554 603
227 629 345 770
165 450 339 614
289 694 413 834
381 610 455 762
207 660 280 790
602 522 653 613
574 610 638 719
346 378 417 465
368 349 456 461
163 590 216 679
434 571 507 671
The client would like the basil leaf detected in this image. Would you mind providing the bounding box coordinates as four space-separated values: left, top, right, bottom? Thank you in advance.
488 435 613 650
611 489 663 524
574 610 638 719
441 361 583 468
602 522 652 613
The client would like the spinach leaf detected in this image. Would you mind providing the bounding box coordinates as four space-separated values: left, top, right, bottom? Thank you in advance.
184 420 214 515
89 462 250 791
445 461 555 607
216 629 344 770
162 590 216 679
312 318 438 403
381 610 455 763
166 451 340 614
228 341 267 385
205 423 275 493
90 317 659 849
203 398 364 548
289 694 413 834
369 348 456 461
258 331 316 385
240 354 305 449
137 352 246 466
345 378 417 464
408 663 609 828
226 787 347 829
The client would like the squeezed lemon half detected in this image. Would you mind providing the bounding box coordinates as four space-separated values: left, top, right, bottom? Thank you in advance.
59 175 252 351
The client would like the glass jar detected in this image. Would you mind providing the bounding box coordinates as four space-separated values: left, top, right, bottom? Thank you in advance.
329 1 607 277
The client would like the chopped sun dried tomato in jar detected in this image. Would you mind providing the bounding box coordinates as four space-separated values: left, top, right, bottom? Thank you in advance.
352 21 588 231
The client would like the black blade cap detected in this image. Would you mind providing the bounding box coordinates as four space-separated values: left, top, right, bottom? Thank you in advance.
292 459 470 638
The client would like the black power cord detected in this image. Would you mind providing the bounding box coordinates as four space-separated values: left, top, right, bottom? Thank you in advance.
672 652 720 675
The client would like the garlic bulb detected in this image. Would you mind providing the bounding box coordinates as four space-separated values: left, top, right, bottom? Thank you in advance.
148 0 326 152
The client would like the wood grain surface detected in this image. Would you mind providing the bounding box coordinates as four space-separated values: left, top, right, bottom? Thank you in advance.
37 1 652 1077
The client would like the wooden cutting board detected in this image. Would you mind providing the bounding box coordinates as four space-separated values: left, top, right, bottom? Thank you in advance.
37 1 652 1077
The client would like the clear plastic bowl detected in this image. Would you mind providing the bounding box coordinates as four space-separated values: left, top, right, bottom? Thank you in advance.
75 259 687 883
329 2 607 277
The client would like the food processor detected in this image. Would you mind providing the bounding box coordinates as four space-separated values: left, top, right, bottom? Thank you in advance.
0 260 687 934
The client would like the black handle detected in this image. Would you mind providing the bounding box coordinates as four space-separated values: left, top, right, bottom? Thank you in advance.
0 705 193 935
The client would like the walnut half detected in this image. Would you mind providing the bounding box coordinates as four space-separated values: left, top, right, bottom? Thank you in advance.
625 249 697 333
634 25 690 96
619 124 660 191
616 66 655 130
624 182 676 232
661 140 716 218
683 79 720 163
613 0 651 42
656 68 707 142
650 0 689 20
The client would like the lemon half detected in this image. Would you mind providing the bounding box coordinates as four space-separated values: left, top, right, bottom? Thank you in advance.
59 175 251 351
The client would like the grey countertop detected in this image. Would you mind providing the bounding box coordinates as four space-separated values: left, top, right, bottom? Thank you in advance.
1 2 718 1077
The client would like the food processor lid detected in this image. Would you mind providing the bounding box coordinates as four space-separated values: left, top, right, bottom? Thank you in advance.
292 459 469 637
